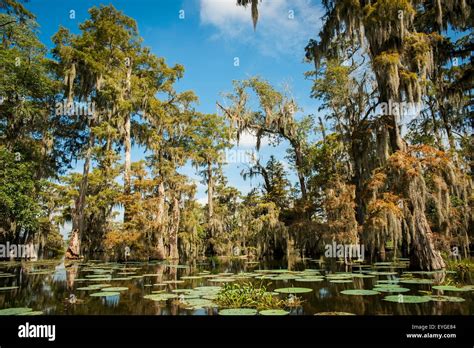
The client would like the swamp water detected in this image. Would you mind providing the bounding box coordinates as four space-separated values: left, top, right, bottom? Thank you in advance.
0 258 472 315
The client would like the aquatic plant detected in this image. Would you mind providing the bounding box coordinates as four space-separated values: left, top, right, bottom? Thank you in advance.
215 282 291 310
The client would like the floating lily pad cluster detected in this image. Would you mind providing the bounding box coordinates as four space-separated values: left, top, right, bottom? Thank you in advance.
1 259 472 315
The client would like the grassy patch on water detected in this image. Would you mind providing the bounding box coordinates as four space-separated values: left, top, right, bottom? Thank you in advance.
215 282 297 311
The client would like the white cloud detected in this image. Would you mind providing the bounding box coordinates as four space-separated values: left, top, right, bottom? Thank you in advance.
199 0 324 58
197 196 209 205
235 130 269 148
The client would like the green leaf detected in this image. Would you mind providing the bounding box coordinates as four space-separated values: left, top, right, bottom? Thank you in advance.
274 287 313 294
383 295 431 303
259 309 289 316
340 289 380 295
218 308 258 315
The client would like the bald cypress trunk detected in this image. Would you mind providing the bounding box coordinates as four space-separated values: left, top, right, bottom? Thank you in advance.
168 196 180 260
123 61 132 222
66 124 95 260
123 111 131 222
154 181 166 260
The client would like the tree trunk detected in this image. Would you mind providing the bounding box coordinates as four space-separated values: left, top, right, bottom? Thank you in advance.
123 111 131 222
123 60 132 222
206 160 216 255
207 161 213 220
67 127 95 259
351 132 370 225
406 175 446 270
65 229 81 260
289 140 307 200
154 181 166 259
168 196 180 260
439 104 456 151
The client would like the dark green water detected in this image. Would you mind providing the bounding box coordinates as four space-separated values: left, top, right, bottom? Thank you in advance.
0 258 472 315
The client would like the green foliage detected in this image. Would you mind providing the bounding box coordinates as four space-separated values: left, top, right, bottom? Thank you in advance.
0 146 41 235
215 282 289 311
0 0 471 272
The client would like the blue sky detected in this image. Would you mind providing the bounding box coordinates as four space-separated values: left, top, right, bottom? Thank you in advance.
26 0 325 228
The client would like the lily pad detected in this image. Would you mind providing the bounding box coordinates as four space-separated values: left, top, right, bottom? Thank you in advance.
340 289 380 295
208 278 236 283
101 287 128 292
194 286 222 291
274 287 313 294
295 277 324 282
22 311 44 315
429 295 465 302
367 271 398 276
315 312 356 315
374 283 402 288
143 293 178 301
259 309 289 316
202 294 218 300
330 280 353 283
87 277 113 282
90 291 120 297
172 289 193 293
0 307 33 315
432 285 473 292
399 279 434 285
383 295 431 303
183 298 216 309
0 286 19 291
180 276 203 280
373 287 410 293
218 308 257 315
180 294 200 300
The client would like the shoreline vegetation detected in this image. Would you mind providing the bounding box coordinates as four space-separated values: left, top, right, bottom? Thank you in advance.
0 0 472 293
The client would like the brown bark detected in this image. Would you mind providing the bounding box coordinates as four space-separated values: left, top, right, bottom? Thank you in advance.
65 229 81 259
154 181 166 259
67 125 95 259
290 140 307 200
406 184 446 270
168 196 180 260
207 161 213 220
123 111 131 222
123 61 132 222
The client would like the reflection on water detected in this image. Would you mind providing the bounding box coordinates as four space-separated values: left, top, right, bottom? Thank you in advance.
0 258 472 315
